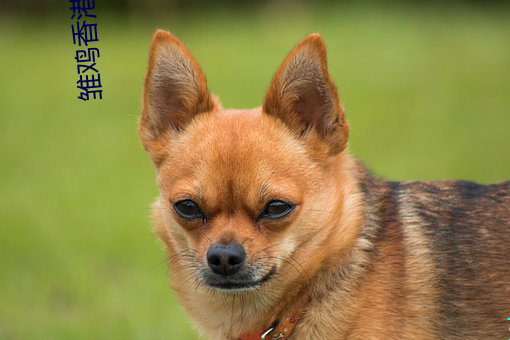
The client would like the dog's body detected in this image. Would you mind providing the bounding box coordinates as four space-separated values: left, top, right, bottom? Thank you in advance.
139 30 510 339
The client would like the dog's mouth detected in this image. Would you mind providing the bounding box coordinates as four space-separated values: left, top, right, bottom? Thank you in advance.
204 265 277 291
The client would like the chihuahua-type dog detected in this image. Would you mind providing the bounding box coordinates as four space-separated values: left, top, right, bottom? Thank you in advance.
139 30 510 339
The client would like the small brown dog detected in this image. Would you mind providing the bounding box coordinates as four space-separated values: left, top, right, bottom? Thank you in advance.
139 30 510 339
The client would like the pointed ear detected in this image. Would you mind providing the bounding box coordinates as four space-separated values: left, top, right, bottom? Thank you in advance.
139 30 216 148
263 34 348 154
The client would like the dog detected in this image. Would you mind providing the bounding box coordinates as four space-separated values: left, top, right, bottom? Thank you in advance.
138 30 510 339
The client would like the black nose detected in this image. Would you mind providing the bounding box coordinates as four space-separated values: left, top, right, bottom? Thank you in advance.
207 243 246 276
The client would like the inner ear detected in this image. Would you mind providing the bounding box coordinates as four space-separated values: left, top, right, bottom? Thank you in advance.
284 59 335 135
140 30 216 144
263 34 348 154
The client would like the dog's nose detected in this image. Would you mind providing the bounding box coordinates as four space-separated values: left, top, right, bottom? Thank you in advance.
207 243 246 276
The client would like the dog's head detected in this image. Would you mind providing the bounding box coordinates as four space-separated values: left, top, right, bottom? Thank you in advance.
139 30 358 294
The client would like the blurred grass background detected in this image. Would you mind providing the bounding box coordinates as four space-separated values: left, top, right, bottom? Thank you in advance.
1 1 509 339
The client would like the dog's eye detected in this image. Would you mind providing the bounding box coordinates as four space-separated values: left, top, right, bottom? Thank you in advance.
173 200 204 221
260 200 294 220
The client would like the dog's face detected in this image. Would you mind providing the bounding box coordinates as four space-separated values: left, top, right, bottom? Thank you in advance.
139 31 356 294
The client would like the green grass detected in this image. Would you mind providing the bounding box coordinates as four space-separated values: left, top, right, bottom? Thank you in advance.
1 5 509 339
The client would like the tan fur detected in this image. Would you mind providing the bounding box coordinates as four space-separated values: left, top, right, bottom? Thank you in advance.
140 30 510 339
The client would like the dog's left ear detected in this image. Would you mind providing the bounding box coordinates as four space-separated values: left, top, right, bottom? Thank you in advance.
263 34 348 155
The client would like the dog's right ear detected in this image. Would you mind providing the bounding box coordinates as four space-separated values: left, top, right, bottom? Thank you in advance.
139 30 216 157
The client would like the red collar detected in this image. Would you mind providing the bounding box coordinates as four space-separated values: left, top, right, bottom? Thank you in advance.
239 312 301 340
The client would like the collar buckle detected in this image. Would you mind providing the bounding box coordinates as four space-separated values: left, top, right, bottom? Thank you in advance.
260 326 275 339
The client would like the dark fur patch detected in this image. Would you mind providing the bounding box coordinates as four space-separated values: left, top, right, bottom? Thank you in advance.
353 161 510 337
389 179 508 337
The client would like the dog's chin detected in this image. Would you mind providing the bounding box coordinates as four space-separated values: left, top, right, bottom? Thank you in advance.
203 266 277 293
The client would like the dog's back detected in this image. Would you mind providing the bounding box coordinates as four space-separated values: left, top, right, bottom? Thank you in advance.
353 168 510 338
